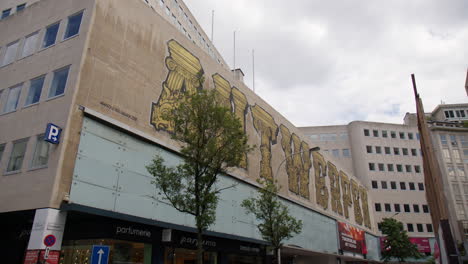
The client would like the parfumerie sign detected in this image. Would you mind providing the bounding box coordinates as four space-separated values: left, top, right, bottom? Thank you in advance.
115 226 151 238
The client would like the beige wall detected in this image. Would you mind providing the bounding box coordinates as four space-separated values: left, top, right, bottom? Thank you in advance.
0 0 95 212
58 0 375 232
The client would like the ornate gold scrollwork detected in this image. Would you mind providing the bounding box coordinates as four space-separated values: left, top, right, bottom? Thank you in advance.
312 152 329 209
340 171 352 219
351 179 363 225
328 162 343 216
360 186 371 228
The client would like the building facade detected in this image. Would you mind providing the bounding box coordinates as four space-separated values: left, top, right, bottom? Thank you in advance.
0 0 405 263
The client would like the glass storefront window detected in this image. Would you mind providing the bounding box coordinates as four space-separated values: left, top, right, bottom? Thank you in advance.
164 247 217 264
59 239 151 264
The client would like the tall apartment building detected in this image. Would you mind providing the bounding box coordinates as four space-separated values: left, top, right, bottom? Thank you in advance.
300 123 434 239
405 103 468 245
0 0 400 263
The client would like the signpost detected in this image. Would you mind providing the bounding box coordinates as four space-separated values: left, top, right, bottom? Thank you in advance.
45 123 62 144
91 245 110 264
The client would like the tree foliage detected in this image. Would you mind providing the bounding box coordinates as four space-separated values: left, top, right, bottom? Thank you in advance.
242 178 303 262
380 218 423 262
147 89 252 264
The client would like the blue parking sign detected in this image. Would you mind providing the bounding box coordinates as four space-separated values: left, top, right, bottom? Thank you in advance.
45 123 62 144
91 245 110 264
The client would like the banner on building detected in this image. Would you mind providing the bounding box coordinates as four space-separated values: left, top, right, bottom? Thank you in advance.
338 222 367 254
380 237 431 253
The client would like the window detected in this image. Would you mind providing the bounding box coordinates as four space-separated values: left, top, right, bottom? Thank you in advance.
399 132 405 139
385 203 391 212
43 22 60 48
385 147 391 154
390 181 396 190
159 0 164 7
414 165 421 173
364 129 370 136
2 40 19 66
461 136 468 147
366 145 372 153
381 181 388 189
378 163 385 171
1 8 11 19
0 144 5 164
397 164 403 172
458 166 466 177
445 110 455 118
373 130 379 137
382 130 388 138
407 223 414 232
332 149 339 157
375 203 381 212
456 203 465 218
24 76 45 106
404 204 410 212
453 150 461 163
48 66 70 98
409 182 415 190
391 131 396 138
342 149 350 157
394 204 401 212
442 149 451 162
423 205 429 213
417 224 423 232
64 11 84 39
402 148 408 155
453 184 462 200
340 133 348 140
416 133 420 140
369 163 375 171
411 148 417 156
31 134 49 168
418 183 425 191
3 84 22 113
447 165 456 179
394 147 400 155
440 135 447 145
372 181 378 189
450 135 457 147
21 31 39 58
376 146 382 154
6 138 28 172
400 182 406 190
426 224 433 232
388 164 394 172
408 133 414 140
17 3 26 12
405 165 412 173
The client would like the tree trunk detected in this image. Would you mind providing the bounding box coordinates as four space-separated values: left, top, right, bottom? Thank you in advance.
197 227 203 264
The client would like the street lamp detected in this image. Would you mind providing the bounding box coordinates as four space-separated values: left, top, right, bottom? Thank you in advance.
274 146 319 264
274 147 320 178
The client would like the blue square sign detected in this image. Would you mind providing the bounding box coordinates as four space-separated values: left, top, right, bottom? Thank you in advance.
91 245 110 264
45 123 62 144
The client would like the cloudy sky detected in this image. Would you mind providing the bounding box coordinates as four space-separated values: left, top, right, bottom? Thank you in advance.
185 0 468 127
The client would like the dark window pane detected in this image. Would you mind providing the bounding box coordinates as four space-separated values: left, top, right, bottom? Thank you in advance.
25 76 45 105
64 12 84 39
1 9 11 19
43 23 60 48
49 66 70 98
16 3 26 12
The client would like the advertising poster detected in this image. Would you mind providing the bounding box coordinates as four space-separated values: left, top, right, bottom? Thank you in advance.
338 222 367 254
23 250 60 264
380 237 431 253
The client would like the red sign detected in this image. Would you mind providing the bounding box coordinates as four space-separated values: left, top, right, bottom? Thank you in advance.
338 222 367 254
380 237 431 253
44 234 56 247
23 250 60 264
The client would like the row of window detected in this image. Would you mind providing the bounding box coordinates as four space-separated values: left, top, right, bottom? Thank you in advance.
371 180 424 191
378 222 433 233
364 129 419 140
157 0 221 64
0 65 71 114
444 109 468 119
366 145 421 156
451 183 468 201
1 11 83 67
442 148 467 164
375 203 429 214
0 135 50 174
440 134 468 148
369 163 421 173
1 3 26 20
308 132 348 142
447 164 467 180
322 149 351 158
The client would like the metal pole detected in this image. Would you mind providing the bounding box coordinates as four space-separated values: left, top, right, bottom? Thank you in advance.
252 49 255 92
233 31 236 70
211 10 214 42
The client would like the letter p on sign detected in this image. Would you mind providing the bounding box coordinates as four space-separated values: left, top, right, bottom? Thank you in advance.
45 123 62 144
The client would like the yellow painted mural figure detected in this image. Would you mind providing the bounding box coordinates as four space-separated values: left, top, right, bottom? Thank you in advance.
151 40 204 132
360 186 372 228
279 125 311 199
340 171 352 219
251 105 278 180
351 179 363 225
328 161 343 216
312 152 329 209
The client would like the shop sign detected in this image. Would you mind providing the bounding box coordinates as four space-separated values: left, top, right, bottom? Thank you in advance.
23 250 60 264
180 236 217 248
380 237 431 253
338 222 367 254
45 123 62 144
239 245 260 253
115 225 151 238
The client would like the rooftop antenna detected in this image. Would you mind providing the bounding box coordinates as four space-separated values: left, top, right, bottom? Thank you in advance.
252 49 255 92
211 10 214 42
233 31 236 70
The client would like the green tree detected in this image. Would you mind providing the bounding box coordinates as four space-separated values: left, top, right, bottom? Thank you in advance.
380 218 423 262
241 178 303 264
147 89 252 264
